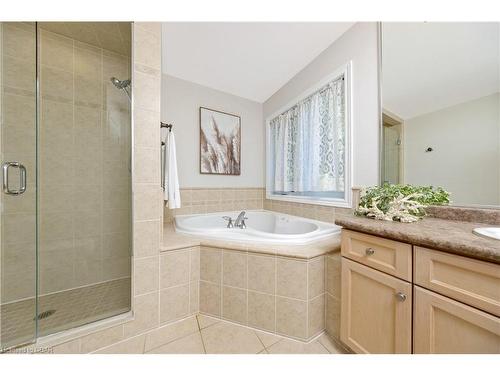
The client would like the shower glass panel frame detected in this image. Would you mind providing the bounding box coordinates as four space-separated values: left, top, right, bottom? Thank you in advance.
0 21 133 351
0 21 38 351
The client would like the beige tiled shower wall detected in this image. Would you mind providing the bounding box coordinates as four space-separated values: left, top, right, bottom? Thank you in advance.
125 22 163 338
36 27 132 298
164 188 264 222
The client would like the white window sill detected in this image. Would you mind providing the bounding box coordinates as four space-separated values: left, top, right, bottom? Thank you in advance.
266 193 352 208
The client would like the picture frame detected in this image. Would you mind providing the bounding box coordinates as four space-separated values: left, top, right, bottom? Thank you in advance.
199 106 241 175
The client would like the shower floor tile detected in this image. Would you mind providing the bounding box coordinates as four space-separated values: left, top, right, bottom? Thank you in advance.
1 278 131 350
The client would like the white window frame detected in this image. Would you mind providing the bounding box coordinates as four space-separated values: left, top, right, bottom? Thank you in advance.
265 61 353 208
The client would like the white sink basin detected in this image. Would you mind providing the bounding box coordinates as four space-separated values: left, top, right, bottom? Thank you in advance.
473 227 500 240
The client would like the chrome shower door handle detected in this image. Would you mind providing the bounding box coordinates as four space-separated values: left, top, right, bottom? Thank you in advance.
2 162 27 195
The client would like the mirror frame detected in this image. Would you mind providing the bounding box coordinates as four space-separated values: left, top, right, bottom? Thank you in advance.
377 21 500 210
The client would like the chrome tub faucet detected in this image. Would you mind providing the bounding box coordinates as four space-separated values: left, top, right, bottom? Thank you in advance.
223 211 248 229
234 211 248 229
222 216 234 228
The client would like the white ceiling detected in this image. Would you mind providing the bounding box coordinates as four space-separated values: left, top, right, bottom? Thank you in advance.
161 22 354 103
382 22 499 120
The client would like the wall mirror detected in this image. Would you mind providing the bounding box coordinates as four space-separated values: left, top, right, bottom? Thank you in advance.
380 22 500 207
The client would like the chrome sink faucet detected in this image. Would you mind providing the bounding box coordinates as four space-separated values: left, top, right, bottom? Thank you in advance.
234 211 248 229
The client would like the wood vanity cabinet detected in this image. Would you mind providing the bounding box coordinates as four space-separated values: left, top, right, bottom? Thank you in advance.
341 257 412 353
339 229 500 354
413 286 500 353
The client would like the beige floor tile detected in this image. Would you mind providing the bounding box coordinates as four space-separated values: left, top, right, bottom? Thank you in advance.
197 314 221 329
201 321 265 354
93 334 146 354
144 316 199 352
51 339 81 354
80 325 124 353
254 330 282 348
146 332 205 354
316 333 348 354
266 338 329 354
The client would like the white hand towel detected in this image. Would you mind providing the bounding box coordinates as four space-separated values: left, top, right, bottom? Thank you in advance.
163 130 181 208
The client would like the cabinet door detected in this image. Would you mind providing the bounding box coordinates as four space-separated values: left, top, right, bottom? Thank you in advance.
340 258 412 353
414 286 500 354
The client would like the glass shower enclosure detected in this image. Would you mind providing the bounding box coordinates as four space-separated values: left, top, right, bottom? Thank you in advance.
0 22 132 350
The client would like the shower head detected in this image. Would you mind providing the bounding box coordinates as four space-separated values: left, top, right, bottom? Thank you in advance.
110 77 131 89
110 76 131 100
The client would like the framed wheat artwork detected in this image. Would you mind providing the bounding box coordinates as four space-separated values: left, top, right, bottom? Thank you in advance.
199 107 241 175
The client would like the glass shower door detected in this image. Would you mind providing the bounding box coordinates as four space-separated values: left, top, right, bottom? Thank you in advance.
1 22 132 350
0 22 38 350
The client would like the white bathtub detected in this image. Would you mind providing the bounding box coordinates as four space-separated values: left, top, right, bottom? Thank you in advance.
174 210 341 244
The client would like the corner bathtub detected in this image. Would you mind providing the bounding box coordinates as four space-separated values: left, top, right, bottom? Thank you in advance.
174 210 341 245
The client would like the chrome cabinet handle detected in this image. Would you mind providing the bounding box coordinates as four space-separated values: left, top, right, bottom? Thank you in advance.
395 292 407 302
365 248 375 255
2 162 27 195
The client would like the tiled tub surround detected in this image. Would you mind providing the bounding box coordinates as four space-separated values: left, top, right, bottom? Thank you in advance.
164 188 265 221
199 247 329 341
264 199 354 223
160 222 343 344
164 187 356 225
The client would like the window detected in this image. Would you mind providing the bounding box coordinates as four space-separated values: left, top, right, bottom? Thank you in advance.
266 63 352 207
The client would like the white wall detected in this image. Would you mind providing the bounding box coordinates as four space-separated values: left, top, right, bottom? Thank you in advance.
404 93 500 206
382 22 499 120
161 74 264 188
263 22 380 189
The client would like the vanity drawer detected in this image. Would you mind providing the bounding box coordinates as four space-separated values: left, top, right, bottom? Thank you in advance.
341 229 412 281
415 247 500 317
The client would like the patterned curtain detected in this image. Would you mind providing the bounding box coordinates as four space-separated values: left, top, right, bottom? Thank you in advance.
270 76 345 193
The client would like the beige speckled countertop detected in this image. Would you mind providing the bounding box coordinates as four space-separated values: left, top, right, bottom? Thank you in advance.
335 215 500 264
161 223 340 259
